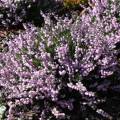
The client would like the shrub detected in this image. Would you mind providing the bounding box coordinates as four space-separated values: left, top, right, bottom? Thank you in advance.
0 0 120 119
0 20 98 119
0 0 59 28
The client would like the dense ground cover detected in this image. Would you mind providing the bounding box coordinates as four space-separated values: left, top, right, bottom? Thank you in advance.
0 0 120 120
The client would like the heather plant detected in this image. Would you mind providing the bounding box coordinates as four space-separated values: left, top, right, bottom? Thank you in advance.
70 0 120 95
0 0 120 119
0 0 36 27
0 0 61 28
71 0 120 78
0 20 99 119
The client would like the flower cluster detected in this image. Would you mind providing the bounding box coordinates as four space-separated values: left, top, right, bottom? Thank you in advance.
0 0 60 28
71 0 120 77
0 24 59 119
0 21 98 119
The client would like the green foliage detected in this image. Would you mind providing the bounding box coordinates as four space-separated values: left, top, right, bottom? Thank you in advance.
32 58 43 69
